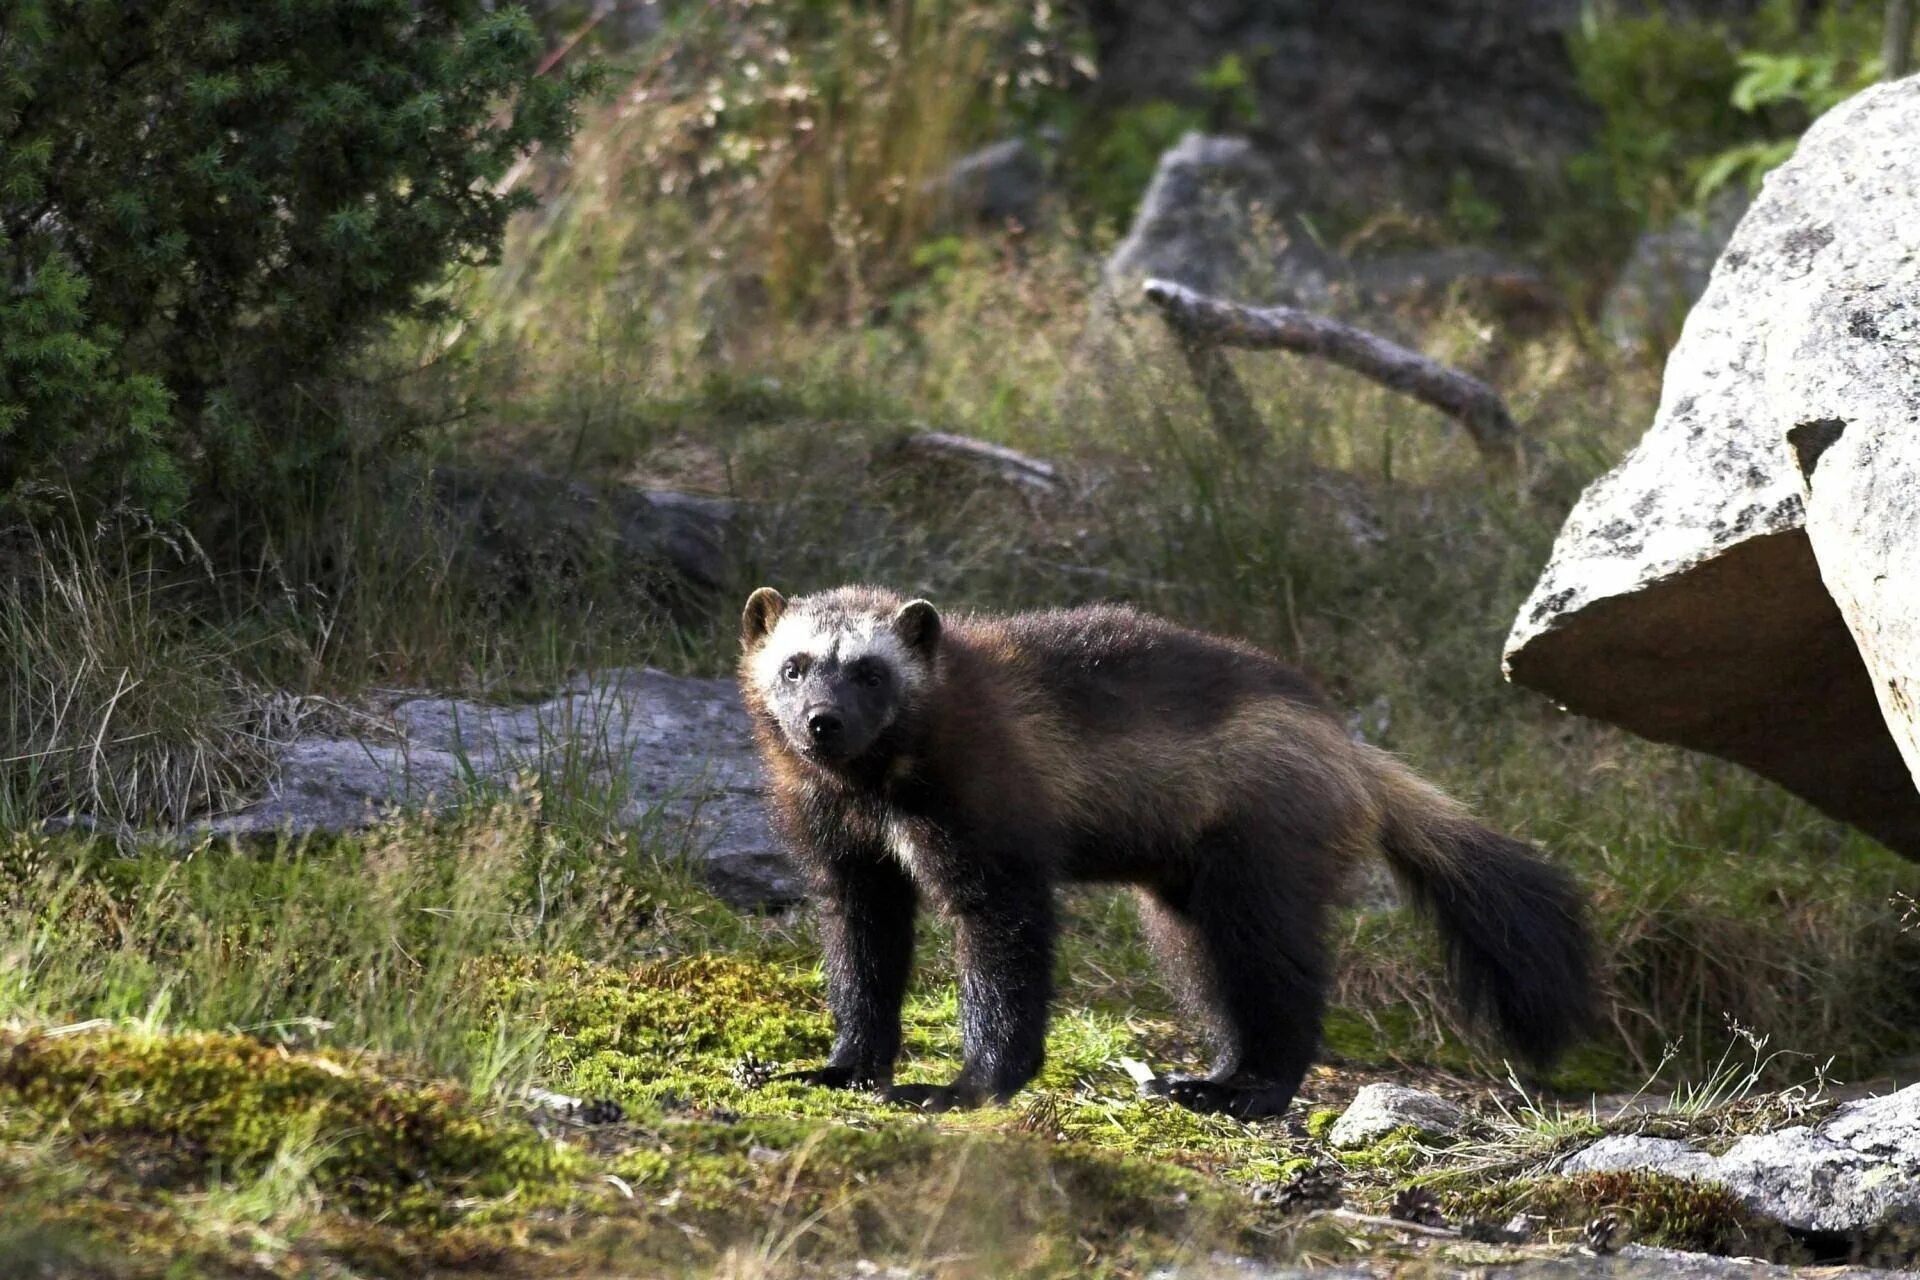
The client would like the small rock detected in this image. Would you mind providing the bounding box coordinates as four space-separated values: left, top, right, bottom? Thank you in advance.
928 136 1048 228
1102 133 1330 309
522 1086 583 1113
1561 1134 1718 1180
1326 1083 1467 1150
1601 187 1750 351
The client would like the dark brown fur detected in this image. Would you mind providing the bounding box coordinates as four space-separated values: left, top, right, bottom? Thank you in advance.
740 585 1593 1117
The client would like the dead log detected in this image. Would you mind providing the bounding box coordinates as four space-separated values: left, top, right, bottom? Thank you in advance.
1143 277 1523 468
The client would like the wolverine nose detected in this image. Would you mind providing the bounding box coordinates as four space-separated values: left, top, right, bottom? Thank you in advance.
808 711 843 744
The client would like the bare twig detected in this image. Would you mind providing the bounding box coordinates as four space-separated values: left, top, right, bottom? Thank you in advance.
1143 278 1523 468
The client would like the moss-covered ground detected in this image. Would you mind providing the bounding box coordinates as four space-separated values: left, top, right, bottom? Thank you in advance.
3 817 1906 1277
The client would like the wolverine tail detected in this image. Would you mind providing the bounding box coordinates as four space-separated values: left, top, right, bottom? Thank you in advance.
1360 747 1595 1068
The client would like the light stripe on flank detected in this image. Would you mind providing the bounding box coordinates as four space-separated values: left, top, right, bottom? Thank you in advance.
884 816 923 868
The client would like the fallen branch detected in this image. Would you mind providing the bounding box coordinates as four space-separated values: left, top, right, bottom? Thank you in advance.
889 430 1063 496
1143 278 1523 467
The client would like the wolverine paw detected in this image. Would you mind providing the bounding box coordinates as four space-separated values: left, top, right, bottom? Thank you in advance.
771 1064 882 1092
1146 1074 1295 1120
882 1082 983 1112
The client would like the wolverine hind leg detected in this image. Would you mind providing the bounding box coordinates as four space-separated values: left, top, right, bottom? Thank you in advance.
1137 822 1333 1119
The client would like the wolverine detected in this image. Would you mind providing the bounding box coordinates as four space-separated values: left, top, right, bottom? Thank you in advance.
739 585 1593 1118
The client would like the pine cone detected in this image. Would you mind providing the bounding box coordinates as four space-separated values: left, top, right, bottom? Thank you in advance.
730 1053 780 1090
1258 1162 1344 1212
1389 1185 1446 1228
577 1097 625 1126
1583 1213 1626 1255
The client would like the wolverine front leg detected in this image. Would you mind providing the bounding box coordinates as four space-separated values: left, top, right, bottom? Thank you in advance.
783 855 919 1091
888 860 1055 1111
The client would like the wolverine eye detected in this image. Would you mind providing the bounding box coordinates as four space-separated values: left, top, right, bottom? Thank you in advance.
851 660 885 689
782 658 805 682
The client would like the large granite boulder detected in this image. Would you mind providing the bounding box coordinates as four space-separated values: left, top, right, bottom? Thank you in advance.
1505 77 1920 859
1776 281 1920 817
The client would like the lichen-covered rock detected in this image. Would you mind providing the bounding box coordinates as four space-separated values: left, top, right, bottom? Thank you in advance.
1556 1083 1920 1239
1326 1083 1467 1149
201 668 799 908
1505 77 1920 859
1717 1082 1920 1235
1819 1081 1920 1168
1163 1242 1908 1278
1775 280 1920 805
1714 1123 1920 1236
1560 1135 1717 1181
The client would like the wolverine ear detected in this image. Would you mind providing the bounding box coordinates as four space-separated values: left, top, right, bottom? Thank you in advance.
892 598 941 658
742 587 787 645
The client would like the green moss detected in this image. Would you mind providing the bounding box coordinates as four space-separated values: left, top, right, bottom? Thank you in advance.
1306 1108 1342 1140
1333 1125 1439 1174
484 950 835 1109
1448 1169 1795 1257
0 1026 576 1225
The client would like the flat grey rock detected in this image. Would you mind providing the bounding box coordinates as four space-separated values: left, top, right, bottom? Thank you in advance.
201 668 798 909
1327 1083 1468 1149
1560 1134 1717 1180
1505 76 1920 859
1161 1241 1912 1278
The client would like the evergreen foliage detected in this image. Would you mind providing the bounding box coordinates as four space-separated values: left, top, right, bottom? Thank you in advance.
0 0 592 516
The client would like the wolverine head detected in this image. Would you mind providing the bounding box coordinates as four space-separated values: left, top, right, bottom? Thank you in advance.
739 586 941 768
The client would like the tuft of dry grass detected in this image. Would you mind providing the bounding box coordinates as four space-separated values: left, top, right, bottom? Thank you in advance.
0 519 301 829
